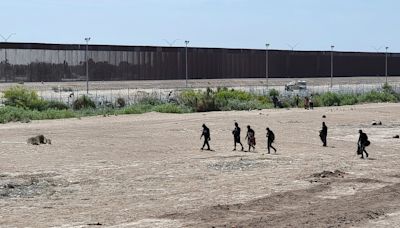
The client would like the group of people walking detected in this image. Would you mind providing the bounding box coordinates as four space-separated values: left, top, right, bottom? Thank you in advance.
201 121 371 159
201 122 277 153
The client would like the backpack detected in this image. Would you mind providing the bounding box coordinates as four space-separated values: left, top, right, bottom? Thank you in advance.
269 132 275 142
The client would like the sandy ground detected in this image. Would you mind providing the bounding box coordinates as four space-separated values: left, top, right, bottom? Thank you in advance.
0 103 400 227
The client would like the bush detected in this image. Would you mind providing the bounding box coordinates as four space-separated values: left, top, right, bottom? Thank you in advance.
0 106 76 124
317 92 341 106
73 95 96 110
45 100 69 110
178 90 201 110
222 99 271 111
119 104 153 115
116 97 126 108
339 94 358 106
137 95 162 105
178 88 272 112
358 90 397 103
268 88 279 97
153 103 192 113
3 86 42 109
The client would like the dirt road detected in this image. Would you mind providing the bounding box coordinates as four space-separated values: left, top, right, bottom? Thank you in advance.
0 103 400 227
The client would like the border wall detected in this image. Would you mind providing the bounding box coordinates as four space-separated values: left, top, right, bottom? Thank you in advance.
0 42 399 82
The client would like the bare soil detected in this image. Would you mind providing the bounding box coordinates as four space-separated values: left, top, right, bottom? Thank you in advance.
0 103 400 227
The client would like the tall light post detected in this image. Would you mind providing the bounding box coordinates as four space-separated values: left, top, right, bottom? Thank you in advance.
265 43 270 88
385 46 389 84
84 37 91 94
1 33 16 82
330 45 335 88
185 40 190 88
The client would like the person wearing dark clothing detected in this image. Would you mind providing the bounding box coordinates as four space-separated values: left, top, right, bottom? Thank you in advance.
295 94 300 107
357 130 370 159
309 95 314 109
200 124 211 150
232 122 244 151
304 97 309 109
245 125 256 152
266 127 277 154
272 96 279 108
319 122 328 147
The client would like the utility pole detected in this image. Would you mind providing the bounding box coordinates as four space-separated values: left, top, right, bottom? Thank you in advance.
265 43 270 88
330 45 335 88
185 40 190 88
85 37 91 94
385 46 389 84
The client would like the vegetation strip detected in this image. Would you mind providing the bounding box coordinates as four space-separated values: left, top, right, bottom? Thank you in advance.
0 84 399 124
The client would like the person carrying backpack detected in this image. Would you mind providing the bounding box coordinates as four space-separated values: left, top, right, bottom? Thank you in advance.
357 129 370 159
319 122 328 147
232 122 244 151
266 127 277 154
200 124 211 151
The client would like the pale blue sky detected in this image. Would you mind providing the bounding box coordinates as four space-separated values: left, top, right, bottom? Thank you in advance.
1 0 399 52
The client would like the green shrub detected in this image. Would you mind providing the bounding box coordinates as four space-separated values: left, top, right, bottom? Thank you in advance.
45 100 69 110
119 104 153 115
382 83 393 93
339 94 358 106
153 103 192 113
318 92 341 106
41 109 76 120
116 97 126 108
358 91 397 103
178 88 273 112
0 106 77 123
28 99 49 111
268 88 279 97
215 88 253 101
137 96 162 105
221 99 271 111
3 86 42 109
73 95 96 110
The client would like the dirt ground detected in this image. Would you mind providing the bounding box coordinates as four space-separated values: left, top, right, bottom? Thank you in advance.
0 103 400 227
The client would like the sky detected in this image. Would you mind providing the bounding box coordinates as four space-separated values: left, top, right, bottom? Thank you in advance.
1 0 399 52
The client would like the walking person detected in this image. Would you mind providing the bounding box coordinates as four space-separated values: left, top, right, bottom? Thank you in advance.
309 95 314 109
304 97 309 109
266 127 277 154
357 130 370 159
232 122 244 151
200 124 211 150
245 125 256 152
319 122 328 147
272 96 279 108
295 94 300 107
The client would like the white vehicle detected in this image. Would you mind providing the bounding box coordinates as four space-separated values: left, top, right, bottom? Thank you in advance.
285 80 307 91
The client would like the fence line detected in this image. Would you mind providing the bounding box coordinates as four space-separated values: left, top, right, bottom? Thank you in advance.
31 82 400 106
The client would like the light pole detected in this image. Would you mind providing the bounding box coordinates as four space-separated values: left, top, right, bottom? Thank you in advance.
265 43 270 88
385 46 389 84
330 45 334 88
1 33 16 82
84 37 91 94
185 40 190 88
